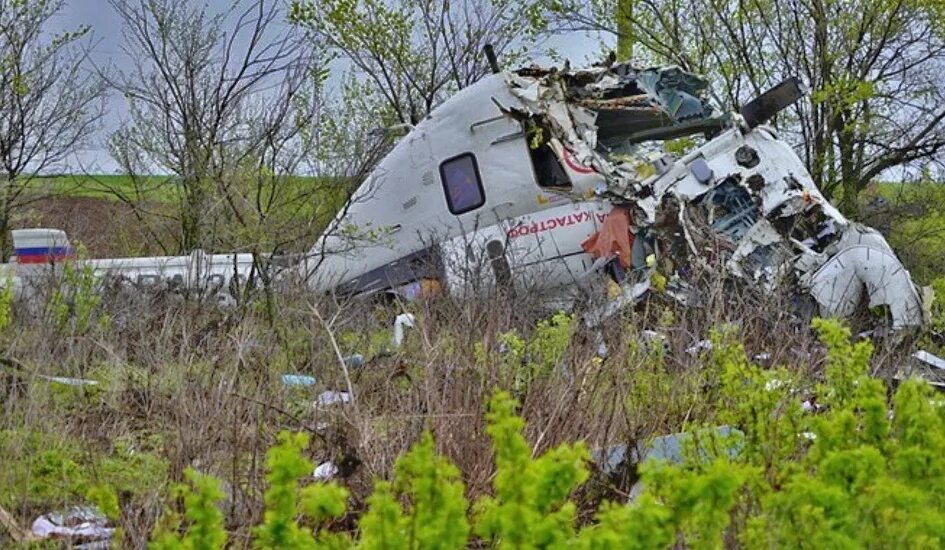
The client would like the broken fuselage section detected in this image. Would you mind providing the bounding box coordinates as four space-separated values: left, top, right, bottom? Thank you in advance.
308 61 924 329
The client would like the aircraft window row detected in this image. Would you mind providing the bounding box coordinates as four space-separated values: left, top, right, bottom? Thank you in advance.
440 153 485 215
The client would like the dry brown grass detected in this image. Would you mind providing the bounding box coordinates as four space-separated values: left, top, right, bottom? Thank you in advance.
0 267 920 546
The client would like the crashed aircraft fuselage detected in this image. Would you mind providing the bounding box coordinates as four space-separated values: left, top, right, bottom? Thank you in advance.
0 61 920 330
305 61 924 328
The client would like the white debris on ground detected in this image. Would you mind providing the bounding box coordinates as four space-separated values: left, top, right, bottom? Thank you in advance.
392 313 416 348
30 506 113 546
37 375 99 386
895 349 945 389
914 350 945 370
313 461 339 481
316 391 351 406
686 340 713 355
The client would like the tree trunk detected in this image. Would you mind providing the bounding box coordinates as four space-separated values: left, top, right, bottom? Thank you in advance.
180 180 205 253
837 114 860 218
0 177 11 262
616 0 634 61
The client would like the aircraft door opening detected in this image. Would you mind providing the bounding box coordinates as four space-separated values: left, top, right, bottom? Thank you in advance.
521 116 572 190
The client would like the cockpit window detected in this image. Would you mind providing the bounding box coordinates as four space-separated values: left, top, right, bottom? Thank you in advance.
440 153 485 215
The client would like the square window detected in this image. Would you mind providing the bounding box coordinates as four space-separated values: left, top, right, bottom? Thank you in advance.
440 153 485 215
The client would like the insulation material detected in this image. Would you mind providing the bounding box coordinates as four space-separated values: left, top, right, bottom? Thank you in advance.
581 207 634 268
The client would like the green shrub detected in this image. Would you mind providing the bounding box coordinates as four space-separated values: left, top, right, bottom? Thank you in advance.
474 391 588 548
0 429 167 512
474 311 575 393
150 468 227 550
45 246 107 334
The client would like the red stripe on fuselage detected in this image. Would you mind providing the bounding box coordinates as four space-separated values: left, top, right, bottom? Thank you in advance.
17 254 76 264
563 148 595 174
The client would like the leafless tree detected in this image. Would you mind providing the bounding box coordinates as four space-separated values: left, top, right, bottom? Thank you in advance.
289 0 542 125
0 0 105 258
106 0 316 254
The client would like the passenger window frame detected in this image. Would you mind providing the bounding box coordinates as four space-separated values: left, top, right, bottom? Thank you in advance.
439 152 486 215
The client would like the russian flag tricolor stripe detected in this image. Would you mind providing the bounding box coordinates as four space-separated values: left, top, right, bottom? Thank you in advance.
15 246 76 264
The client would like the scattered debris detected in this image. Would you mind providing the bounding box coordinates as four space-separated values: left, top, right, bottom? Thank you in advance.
343 354 365 368
801 397 823 413
641 426 743 465
281 374 317 387
313 461 338 481
913 350 945 370
316 391 351 406
593 330 609 358
686 340 713 355
594 445 630 477
594 426 743 501
895 350 945 389
893 349 945 389
585 277 651 328
392 313 416 348
594 426 743 477
30 507 113 546
37 375 99 386
640 330 664 343
638 329 669 353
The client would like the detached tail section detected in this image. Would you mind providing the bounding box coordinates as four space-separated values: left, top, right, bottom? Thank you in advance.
7 227 260 301
11 228 75 264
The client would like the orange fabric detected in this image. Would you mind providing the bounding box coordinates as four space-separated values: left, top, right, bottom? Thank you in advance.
581 206 634 268
419 278 442 298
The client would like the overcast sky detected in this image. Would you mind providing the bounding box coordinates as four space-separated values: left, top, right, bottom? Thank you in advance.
46 1 605 174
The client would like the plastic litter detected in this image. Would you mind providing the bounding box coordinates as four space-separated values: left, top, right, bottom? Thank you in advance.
316 391 351 406
343 354 365 368
313 461 338 481
38 375 99 386
686 340 712 355
392 313 416 348
281 374 316 386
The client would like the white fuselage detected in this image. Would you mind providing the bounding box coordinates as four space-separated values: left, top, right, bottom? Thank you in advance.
304 74 548 292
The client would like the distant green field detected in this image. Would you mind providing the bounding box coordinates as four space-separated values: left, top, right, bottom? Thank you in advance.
27 174 176 202
26 174 339 208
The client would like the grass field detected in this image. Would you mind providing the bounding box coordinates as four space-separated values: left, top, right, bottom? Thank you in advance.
27 174 336 205
27 174 176 202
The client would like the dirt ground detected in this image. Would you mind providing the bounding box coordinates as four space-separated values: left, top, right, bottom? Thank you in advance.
13 196 166 257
